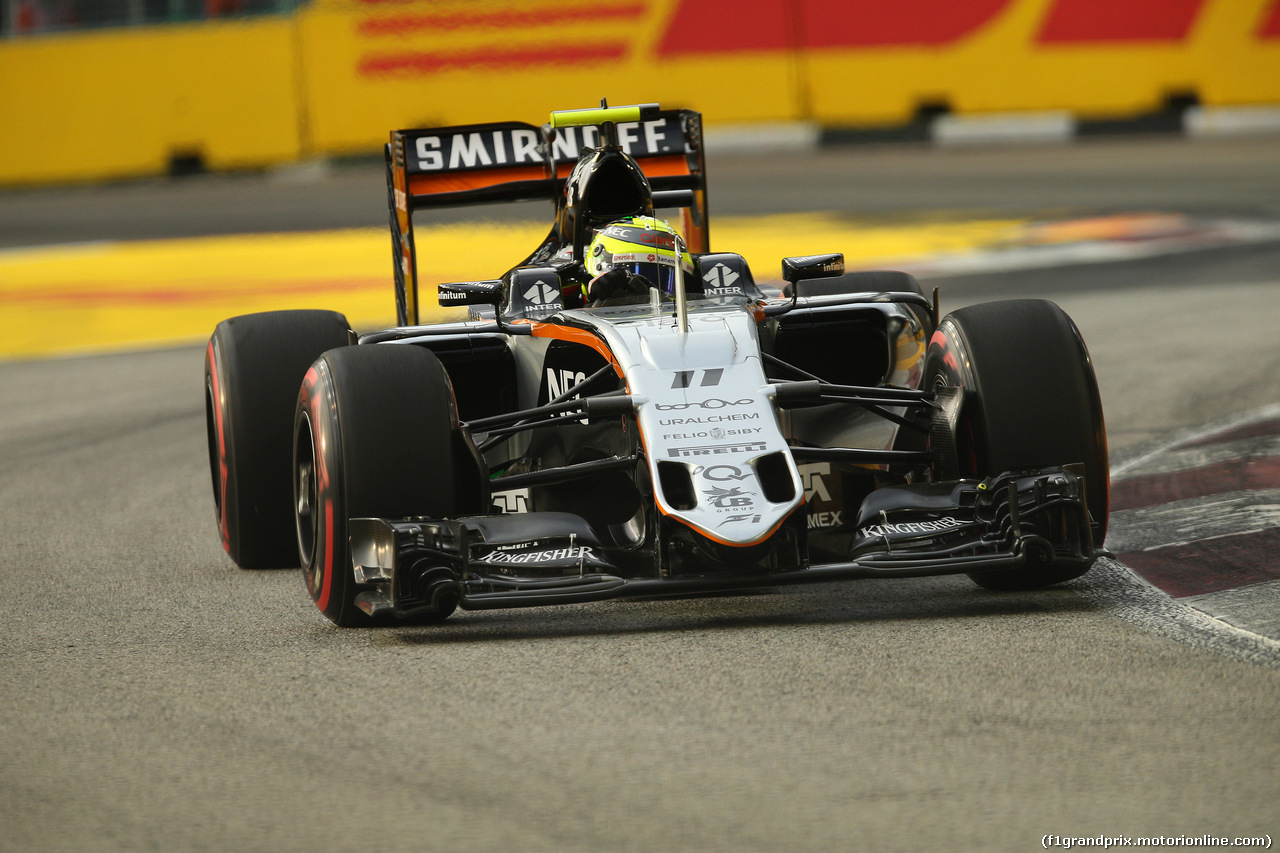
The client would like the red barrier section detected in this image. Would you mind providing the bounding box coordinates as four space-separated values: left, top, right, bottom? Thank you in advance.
798 0 1013 48
658 0 1016 53
359 43 628 77
1259 0 1280 37
356 3 646 36
657 0 794 54
1037 0 1206 43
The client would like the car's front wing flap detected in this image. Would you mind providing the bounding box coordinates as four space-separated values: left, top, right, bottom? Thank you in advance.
348 467 1105 618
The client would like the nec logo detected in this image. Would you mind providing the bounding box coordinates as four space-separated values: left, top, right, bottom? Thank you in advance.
546 368 586 401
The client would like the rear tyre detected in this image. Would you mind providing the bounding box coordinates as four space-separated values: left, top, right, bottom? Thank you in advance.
294 345 485 627
205 310 353 569
923 299 1109 590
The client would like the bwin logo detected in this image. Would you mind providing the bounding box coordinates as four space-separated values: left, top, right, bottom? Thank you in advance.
703 263 739 289
523 281 559 306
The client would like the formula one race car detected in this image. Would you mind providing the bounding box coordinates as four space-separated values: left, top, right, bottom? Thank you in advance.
205 101 1110 627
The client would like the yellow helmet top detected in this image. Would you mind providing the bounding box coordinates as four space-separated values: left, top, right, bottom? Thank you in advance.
586 216 693 294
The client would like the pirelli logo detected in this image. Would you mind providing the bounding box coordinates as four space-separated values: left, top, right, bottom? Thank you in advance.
667 441 767 458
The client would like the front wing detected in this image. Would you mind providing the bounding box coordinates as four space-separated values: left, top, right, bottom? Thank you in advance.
347 466 1105 619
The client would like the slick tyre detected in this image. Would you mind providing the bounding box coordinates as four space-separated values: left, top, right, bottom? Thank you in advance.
294 345 485 627
923 299 1109 590
205 310 353 569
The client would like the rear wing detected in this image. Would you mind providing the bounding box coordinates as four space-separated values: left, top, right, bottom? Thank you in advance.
386 106 709 326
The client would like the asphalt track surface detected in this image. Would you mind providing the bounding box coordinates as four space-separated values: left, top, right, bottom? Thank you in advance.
3 137 1279 851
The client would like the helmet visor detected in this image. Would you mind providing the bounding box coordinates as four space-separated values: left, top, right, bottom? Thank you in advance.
616 260 676 295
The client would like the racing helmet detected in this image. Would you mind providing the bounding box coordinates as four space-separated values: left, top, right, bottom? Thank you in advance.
585 216 692 296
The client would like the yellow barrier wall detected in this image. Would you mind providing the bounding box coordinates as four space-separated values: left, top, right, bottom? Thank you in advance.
0 17 301 185
1 0 1277 185
297 0 802 155
796 0 1280 123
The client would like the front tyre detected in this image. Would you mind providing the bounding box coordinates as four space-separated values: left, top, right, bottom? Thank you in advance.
205 310 353 569
294 345 485 627
924 299 1109 590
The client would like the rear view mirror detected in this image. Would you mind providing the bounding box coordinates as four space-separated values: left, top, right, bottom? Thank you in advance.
765 253 846 318
782 253 845 285
438 280 504 308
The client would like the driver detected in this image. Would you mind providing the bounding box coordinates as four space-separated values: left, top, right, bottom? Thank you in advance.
582 216 694 306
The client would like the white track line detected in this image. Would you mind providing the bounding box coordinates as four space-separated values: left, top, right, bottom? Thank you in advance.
1111 403 1280 479
1097 404 1280 666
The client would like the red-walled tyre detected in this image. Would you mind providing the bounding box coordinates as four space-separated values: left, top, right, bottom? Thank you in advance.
923 299 1109 590
205 310 353 569
294 344 486 627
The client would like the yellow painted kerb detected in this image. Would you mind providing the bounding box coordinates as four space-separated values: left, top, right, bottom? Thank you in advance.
0 214 1025 361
